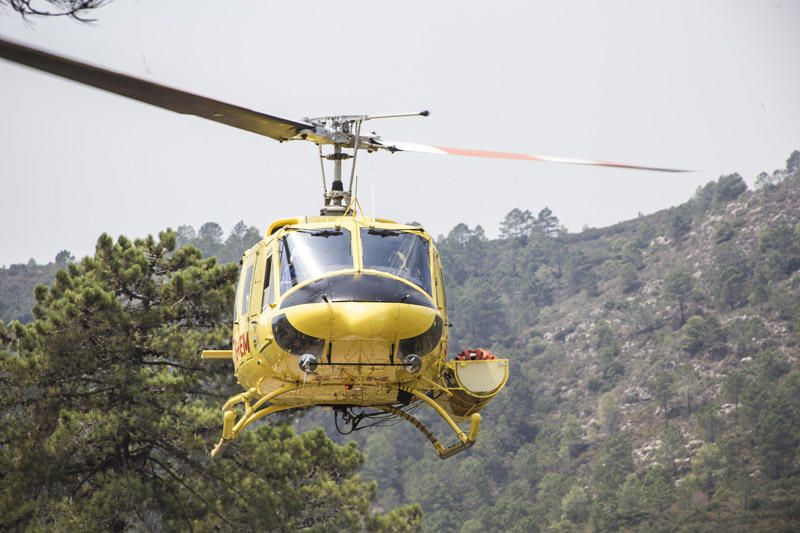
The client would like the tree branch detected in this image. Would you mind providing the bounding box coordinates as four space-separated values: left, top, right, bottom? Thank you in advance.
2 0 111 21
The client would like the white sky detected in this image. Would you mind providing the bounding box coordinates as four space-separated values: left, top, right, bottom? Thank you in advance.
1 1 798 266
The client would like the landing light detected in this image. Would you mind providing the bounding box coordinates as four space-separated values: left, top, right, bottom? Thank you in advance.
299 353 319 374
403 354 422 374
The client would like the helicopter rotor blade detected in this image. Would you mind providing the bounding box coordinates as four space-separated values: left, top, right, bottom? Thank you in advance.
374 139 691 173
0 37 313 141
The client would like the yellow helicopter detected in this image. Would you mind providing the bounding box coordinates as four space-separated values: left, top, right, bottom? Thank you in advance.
0 37 686 459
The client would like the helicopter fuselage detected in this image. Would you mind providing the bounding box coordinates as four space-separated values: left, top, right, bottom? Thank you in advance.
231 215 449 407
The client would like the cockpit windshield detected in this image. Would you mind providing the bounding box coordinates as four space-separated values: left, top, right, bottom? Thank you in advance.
279 228 352 293
360 228 432 294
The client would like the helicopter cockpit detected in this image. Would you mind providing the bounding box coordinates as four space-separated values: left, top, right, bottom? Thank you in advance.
274 225 435 308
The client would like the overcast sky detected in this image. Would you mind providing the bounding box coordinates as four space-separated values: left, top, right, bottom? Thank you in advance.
1 1 798 266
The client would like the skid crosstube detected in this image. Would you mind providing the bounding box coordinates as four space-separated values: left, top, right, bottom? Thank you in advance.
209 385 481 460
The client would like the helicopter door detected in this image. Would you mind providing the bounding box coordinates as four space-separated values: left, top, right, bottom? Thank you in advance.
260 250 275 314
235 253 257 359
246 247 273 353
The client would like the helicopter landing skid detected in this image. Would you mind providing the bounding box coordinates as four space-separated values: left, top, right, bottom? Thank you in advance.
395 387 482 459
209 385 480 460
210 383 300 458
378 404 481 460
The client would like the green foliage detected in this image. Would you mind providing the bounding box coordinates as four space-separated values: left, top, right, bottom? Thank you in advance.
715 220 735 244
599 393 621 435
617 262 640 294
592 432 634 497
177 220 262 264
669 206 692 241
499 207 561 242
681 315 726 357
564 250 598 297
594 321 619 360
54 249 75 268
560 484 590 524
677 362 701 414
536 207 560 238
559 415 584 459
657 424 685 475
787 150 800 174
692 173 747 215
695 403 724 442
723 370 747 409
757 223 800 281
664 269 693 325
726 316 768 358
714 173 748 203
0 222 262 326
691 442 725 493
652 369 676 415
755 410 797 480
0 260 58 323
500 208 534 240
716 264 750 310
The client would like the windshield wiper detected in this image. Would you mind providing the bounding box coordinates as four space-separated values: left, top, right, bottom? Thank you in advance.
367 228 401 237
294 229 343 238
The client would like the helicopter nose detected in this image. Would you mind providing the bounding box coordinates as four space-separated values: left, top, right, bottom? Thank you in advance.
273 302 442 340
272 273 442 356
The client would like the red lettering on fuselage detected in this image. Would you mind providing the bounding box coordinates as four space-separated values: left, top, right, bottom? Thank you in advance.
233 331 249 361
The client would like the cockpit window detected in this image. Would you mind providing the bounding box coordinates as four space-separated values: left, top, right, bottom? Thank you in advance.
279 228 352 294
360 228 432 294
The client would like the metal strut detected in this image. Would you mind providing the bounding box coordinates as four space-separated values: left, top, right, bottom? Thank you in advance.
209 384 481 460
381 389 482 459
210 384 299 458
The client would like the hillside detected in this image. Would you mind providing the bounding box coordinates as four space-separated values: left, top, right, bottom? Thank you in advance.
0 260 59 323
2 152 799 531
304 151 800 532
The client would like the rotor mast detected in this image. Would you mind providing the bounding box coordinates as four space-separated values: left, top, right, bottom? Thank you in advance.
312 111 430 216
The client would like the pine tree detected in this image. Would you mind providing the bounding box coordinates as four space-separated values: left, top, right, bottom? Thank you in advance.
652 370 675 418
500 208 535 241
663 270 693 326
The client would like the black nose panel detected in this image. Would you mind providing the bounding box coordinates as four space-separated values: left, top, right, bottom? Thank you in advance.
272 313 325 357
280 273 435 310
398 315 443 357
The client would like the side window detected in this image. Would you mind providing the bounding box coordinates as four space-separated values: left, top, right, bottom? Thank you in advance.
261 254 273 312
240 262 255 317
234 262 246 320
434 252 447 310
279 238 293 294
